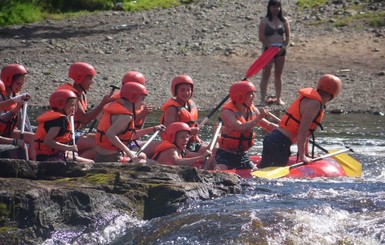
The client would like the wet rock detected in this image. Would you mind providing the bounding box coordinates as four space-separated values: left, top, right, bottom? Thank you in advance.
0 158 241 243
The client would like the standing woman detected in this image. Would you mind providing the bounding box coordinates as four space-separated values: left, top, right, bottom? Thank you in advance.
259 0 291 106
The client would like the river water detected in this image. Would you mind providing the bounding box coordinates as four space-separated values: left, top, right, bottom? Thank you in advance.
40 112 384 245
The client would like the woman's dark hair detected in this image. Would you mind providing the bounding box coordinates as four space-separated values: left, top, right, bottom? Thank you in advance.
266 0 285 22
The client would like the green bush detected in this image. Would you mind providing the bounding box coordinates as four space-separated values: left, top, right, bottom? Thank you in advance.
0 3 42 26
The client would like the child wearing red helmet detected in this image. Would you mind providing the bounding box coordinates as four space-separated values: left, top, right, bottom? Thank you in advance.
214 81 277 170
260 74 342 168
0 64 36 160
34 90 93 163
55 62 114 159
152 122 211 166
95 82 165 163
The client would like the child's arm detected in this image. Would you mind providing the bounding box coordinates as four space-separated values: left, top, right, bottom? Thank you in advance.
174 149 212 166
44 127 77 152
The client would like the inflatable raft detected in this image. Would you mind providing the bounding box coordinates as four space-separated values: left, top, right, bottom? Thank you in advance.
213 154 350 179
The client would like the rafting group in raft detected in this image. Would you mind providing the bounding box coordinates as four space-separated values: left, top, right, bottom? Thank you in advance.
0 61 343 172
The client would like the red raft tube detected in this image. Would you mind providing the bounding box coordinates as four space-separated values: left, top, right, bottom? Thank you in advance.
211 155 347 179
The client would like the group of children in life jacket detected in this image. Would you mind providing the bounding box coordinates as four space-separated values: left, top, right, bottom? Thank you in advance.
0 61 342 170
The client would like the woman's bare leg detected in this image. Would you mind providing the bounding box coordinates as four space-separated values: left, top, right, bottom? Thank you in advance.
260 61 274 105
273 56 286 105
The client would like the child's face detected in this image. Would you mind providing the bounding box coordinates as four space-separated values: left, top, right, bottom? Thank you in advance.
11 75 26 94
65 98 77 116
176 84 192 102
136 94 146 106
175 131 190 150
80 75 95 91
244 91 255 107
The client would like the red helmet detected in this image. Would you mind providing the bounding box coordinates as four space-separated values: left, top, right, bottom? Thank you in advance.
49 89 77 110
164 122 191 143
120 82 148 103
0 80 5 96
68 62 96 84
317 74 342 99
171 75 194 96
122 71 145 85
1 64 28 87
229 81 256 104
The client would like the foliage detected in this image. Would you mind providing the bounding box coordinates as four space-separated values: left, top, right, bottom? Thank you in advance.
297 0 385 28
297 0 329 10
0 2 42 26
122 0 180 11
0 0 194 26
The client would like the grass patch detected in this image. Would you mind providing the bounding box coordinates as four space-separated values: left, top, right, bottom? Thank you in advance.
297 0 329 11
359 12 385 28
0 3 42 26
42 11 91 21
297 0 385 28
335 11 385 28
0 0 193 26
122 0 180 11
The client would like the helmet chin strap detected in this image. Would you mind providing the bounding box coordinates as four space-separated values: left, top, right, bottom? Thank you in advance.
74 83 87 94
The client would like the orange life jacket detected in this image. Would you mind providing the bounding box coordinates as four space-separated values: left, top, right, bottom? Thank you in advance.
160 98 199 142
0 98 18 137
279 88 325 135
34 111 72 155
160 98 198 127
152 140 185 164
95 101 135 151
56 83 87 129
218 102 257 153
112 93 146 130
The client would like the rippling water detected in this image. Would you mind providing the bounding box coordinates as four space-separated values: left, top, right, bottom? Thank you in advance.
40 112 384 245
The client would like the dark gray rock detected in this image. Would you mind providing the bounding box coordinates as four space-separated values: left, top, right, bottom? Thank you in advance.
0 159 241 244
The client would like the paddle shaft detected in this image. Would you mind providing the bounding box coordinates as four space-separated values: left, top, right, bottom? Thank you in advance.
251 148 351 178
88 84 119 133
288 148 350 169
198 95 228 128
203 120 222 170
70 116 76 161
198 47 280 128
20 102 29 160
266 112 354 154
135 129 161 157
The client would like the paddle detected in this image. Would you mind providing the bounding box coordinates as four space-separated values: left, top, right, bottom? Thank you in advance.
135 128 161 157
70 115 76 161
198 47 280 128
20 102 29 160
202 119 222 170
266 112 362 177
88 84 120 133
251 148 351 179
309 140 362 177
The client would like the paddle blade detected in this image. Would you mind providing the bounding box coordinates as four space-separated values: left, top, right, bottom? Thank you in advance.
251 166 290 179
329 149 362 177
244 47 280 79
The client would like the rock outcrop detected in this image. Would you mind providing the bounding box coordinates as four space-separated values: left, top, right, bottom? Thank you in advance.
0 159 241 244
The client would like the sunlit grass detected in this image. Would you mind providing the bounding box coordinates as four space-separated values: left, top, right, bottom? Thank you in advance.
42 11 91 21
0 0 194 26
297 0 384 28
0 3 42 26
123 0 181 11
297 0 329 11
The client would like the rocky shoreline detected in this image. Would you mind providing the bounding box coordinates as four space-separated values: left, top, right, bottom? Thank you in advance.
0 159 241 244
0 0 384 114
